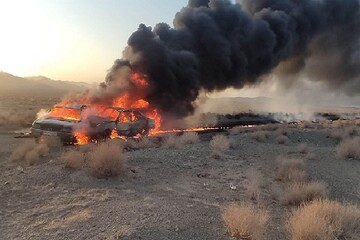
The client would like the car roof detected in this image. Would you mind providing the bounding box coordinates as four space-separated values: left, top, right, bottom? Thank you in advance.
54 104 88 110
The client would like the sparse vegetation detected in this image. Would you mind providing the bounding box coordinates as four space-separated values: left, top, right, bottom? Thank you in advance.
88 141 126 178
9 139 50 165
297 144 309 154
299 121 315 129
244 169 264 201
179 132 200 144
251 131 269 142
276 158 306 182
336 137 360 160
228 126 244 135
210 135 230 158
281 182 328 205
261 124 279 131
276 135 289 144
63 150 84 169
288 199 360 240
329 126 357 140
162 134 180 149
223 203 269 240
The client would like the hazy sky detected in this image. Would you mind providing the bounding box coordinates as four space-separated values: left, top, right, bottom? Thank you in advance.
0 0 188 82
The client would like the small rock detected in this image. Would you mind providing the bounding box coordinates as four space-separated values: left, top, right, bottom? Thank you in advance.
4 181 9 185
17 166 24 173
230 183 237 191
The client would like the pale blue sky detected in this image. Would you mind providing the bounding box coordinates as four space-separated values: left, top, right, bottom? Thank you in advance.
0 0 188 82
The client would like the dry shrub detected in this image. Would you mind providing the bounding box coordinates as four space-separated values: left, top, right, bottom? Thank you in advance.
179 132 200 144
275 126 288 136
288 199 360 240
137 137 157 148
229 126 243 135
261 124 279 131
39 136 62 148
306 153 316 161
229 137 240 149
329 126 357 140
162 134 180 149
332 119 353 128
244 169 264 201
297 144 309 154
276 158 305 182
62 150 84 169
299 121 315 129
210 135 230 158
336 137 360 160
10 140 49 165
276 135 289 144
251 131 269 142
223 203 269 240
87 141 126 178
282 182 328 206
126 137 156 150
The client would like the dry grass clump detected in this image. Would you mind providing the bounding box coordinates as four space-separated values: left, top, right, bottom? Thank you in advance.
126 137 157 150
39 136 62 148
329 126 357 140
87 141 126 178
297 144 309 154
288 199 360 240
9 140 49 165
332 119 353 128
179 132 200 144
162 134 180 149
222 203 269 240
137 137 157 148
276 158 305 182
336 137 360 160
251 131 269 142
299 121 316 129
210 135 230 158
244 169 264 201
274 125 288 136
229 126 244 135
281 182 328 206
276 135 289 144
62 150 85 169
261 124 279 131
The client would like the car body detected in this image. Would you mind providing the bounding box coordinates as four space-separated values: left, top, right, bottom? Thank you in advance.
31 104 155 143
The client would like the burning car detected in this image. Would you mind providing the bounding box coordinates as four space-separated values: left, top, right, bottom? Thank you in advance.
31 104 156 144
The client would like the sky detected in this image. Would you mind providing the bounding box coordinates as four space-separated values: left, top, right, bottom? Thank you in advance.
0 0 188 82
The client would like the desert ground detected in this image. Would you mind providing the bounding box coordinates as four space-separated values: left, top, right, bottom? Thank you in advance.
0 82 360 240
1 110 360 239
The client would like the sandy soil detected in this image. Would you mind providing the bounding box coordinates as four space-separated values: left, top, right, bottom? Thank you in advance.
0 123 359 240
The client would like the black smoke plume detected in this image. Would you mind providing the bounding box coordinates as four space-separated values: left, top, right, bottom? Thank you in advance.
106 0 360 117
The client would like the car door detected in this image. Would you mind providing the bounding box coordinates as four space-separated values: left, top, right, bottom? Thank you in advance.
116 111 132 136
130 111 147 135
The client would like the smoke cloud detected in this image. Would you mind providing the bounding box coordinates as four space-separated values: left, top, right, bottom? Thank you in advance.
107 0 360 117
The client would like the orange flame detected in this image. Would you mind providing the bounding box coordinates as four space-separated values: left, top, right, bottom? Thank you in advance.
74 131 91 145
48 72 162 145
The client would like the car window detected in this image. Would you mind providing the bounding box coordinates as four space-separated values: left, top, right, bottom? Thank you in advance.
119 111 143 123
119 112 132 123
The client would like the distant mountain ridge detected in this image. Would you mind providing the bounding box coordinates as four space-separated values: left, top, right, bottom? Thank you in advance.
0 72 93 97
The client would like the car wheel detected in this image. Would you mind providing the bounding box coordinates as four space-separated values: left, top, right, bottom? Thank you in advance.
103 129 112 139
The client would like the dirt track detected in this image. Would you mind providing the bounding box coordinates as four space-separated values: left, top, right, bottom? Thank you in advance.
1 125 360 240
